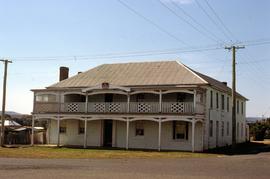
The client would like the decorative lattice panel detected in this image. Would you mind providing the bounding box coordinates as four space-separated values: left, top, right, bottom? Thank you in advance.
94 103 105 112
138 103 151 112
67 103 79 112
171 103 184 113
108 103 121 112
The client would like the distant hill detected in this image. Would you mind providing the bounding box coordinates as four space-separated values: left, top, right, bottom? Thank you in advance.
246 117 262 123
0 111 23 117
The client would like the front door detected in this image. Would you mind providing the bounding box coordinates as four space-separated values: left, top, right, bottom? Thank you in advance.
103 120 113 147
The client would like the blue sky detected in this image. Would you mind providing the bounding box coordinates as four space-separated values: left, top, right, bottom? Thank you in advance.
0 0 269 117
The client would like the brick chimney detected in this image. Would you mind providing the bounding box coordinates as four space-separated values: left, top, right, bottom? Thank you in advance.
222 82 227 86
59 66 69 81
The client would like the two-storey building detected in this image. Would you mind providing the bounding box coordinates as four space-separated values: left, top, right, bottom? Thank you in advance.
31 61 247 152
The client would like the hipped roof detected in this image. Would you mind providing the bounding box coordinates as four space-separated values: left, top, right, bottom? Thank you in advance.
48 61 246 99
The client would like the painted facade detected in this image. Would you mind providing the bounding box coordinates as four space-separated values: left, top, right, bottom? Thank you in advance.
31 61 248 152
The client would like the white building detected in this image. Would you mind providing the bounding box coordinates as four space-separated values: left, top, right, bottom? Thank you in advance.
31 61 247 152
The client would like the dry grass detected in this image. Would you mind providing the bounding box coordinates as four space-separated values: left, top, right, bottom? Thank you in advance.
0 146 218 159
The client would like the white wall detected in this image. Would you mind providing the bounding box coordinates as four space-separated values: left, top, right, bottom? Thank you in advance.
48 119 203 151
204 86 247 150
49 119 102 147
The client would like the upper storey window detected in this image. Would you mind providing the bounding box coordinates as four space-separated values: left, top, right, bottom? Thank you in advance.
36 94 56 102
216 92 219 109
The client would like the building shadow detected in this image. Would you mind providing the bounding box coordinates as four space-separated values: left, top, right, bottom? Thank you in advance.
206 141 270 155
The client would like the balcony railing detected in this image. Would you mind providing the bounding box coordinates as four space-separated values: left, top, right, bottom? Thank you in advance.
88 102 127 113
162 102 194 113
34 101 198 114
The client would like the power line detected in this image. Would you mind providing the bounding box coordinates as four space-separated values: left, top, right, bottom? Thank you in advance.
204 0 238 41
169 0 225 44
157 0 223 44
8 39 270 62
194 0 232 42
12 45 224 62
117 0 189 46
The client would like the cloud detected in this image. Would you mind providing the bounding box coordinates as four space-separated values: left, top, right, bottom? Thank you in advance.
162 0 194 5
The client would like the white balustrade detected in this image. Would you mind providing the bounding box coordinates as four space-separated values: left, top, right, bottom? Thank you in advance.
88 102 127 113
62 102 85 113
34 101 199 114
34 102 59 113
162 102 194 113
129 102 159 113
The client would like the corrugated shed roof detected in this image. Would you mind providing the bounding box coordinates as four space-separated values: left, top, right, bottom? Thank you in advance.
49 61 207 88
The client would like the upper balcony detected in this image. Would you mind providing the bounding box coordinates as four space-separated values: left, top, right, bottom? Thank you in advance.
33 88 205 115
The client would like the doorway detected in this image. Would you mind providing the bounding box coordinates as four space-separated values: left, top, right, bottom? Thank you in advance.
103 120 113 147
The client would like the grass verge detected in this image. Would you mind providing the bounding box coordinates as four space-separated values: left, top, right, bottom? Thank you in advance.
0 146 218 159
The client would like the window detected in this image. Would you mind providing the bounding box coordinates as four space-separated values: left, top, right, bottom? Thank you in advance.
237 122 239 138
173 121 188 140
241 123 244 137
216 92 219 109
78 120 85 134
136 94 145 102
135 121 144 136
221 95 225 110
210 91 213 108
209 120 213 137
177 93 185 102
241 102 244 114
226 121 229 136
221 121 224 137
36 94 56 102
227 96 230 112
237 100 239 114
59 121 66 133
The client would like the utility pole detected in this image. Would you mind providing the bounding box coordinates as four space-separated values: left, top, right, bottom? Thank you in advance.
225 46 244 151
0 59 12 147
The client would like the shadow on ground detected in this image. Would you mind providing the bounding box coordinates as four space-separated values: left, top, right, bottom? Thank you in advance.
206 141 270 155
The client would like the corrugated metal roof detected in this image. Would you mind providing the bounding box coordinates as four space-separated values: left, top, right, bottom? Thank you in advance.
47 60 246 99
49 61 207 88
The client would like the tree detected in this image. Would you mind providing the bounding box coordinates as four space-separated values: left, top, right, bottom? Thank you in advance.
249 118 270 140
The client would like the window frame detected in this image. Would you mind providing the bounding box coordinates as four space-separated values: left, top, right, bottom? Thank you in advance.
210 90 213 108
221 94 225 110
226 121 229 136
78 120 85 134
135 121 144 136
216 92 219 109
237 100 239 114
209 120 213 137
227 96 230 112
241 101 244 115
173 121 189 140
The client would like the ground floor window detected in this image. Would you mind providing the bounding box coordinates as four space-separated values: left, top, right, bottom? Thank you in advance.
173 121 188 140
78 120 85 134
59 120 66 133
221 121 224 137
135 121 144 136
241 123 243 138
226 121 229 136
237 122 239 138
209 120 213 137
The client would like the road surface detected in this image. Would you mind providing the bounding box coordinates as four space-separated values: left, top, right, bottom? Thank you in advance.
0 152 269 179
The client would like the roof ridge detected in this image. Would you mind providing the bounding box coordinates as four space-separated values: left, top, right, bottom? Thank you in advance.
101 60 177 66
176 61 208 84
